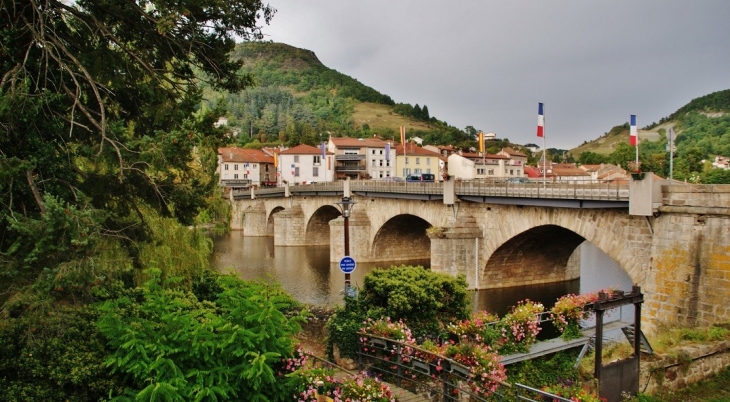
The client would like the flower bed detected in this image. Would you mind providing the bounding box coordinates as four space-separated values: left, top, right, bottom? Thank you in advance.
550 293 600 340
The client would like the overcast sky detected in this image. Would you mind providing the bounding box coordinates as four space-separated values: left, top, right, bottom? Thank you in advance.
260 1 730 149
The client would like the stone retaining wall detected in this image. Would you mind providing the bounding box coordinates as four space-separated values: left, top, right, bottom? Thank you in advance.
640 340 730 395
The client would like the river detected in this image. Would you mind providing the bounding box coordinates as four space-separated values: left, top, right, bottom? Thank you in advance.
210 232 634 318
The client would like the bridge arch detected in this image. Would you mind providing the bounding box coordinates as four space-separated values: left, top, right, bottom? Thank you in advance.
479 206 649 289
267 206 285 236
305 205 341 245
371 214 432 262
483 224 584 288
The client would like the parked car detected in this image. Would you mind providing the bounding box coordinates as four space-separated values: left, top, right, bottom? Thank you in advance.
406 173 436 182
504 177 531 184
381 176 405 182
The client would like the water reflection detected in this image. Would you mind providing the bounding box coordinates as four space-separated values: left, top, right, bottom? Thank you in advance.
210 232 633 315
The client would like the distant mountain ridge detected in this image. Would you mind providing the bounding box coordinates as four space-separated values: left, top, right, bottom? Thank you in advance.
570 89 730 158
202 42 475 149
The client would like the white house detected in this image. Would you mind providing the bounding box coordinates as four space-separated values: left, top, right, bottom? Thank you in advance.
277 144 333 185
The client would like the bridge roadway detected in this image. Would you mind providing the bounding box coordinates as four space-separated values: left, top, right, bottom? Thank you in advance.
237 180 629 209
231 182 730 333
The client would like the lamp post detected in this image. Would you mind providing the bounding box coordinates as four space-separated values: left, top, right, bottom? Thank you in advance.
335 196 356 292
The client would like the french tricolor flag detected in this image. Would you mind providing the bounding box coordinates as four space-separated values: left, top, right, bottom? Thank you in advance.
537 103 545 138
630 115 638 146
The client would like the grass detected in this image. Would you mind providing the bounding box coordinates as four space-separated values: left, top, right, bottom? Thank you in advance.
626 366 730 401
352 102 433 134
578 325 730 401
569 121 677 158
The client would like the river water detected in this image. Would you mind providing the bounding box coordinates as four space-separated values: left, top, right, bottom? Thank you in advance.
210 232 634 318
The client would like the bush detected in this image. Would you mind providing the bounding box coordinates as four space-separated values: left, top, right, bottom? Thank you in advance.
0 306 127 401
326 265 469 360
96 269 307 401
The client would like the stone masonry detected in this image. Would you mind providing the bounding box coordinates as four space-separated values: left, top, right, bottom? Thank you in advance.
233 184 730 332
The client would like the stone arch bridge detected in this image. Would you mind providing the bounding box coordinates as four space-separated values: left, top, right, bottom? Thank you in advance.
231 180 730 331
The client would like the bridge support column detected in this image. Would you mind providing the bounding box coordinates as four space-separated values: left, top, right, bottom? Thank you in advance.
240 202 267 235
274 205 306 246
230 199 249 231
330 209 371 262
428 214 483 289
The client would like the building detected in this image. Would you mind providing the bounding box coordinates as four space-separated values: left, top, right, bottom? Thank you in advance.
328 137 396 180
579 163 629 182
217 148 276 196
277 144 333 185
551 163 592 183
397 142 444 180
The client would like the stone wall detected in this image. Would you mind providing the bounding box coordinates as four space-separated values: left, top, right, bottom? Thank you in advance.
640 340 730 395
649 185 730 328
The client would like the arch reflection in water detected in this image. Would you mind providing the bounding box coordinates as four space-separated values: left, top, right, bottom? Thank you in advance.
210 232 633 316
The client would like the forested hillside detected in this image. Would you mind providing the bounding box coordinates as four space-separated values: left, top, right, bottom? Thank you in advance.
572 89 730 183
202 42 475 148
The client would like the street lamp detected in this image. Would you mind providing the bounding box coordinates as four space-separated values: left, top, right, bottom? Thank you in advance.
335 196 356 292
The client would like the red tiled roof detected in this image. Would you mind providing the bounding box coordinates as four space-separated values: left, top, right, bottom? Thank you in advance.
218 147 275 164
462 152 508 160
501 147 527 157
331 136 391 148
279 144 331 155
396 143 442 156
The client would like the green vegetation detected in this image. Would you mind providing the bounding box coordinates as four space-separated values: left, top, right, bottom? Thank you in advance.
326 265 470 359
572 89 730 183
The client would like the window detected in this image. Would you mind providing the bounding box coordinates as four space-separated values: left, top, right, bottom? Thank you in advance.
405 157 409 165
313 155 321 164
313 167 319 177
265 165 270 172
488 169 494 175
294 167 300 177
510 169 514 175
379 160 383 167
416 157 420 165
426 157 431 165
234 174 239 179
372 150 376 155
386 160 391 167
234 164 238 170
243 173 248 179
371 159 376 167
344 149 358 155
477 168 485 175
294 155 299 163
379 150 383 155
225 164 229 170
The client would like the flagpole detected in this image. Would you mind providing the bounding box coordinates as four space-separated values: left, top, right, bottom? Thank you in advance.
537 102 546 190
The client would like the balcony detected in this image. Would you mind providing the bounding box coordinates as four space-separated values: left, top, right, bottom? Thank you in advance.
335 165 366 172
220 179 251 187
335 154 366 161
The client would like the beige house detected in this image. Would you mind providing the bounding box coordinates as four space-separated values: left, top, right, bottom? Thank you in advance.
396 143 444 179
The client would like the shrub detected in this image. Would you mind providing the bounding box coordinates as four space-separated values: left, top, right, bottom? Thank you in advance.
96 269 307 401
0 306 127 401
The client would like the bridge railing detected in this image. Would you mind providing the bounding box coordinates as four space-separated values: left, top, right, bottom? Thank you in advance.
455 179 628 200
241 179 629 201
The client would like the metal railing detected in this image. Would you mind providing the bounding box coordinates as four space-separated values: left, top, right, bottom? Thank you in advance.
241 179 629 202
356 333 574 402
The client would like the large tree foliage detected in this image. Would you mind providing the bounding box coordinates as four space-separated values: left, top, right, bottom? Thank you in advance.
0 0 274 309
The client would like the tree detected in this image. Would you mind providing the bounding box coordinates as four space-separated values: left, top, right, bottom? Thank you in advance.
1 0 274 308
578 151 608 165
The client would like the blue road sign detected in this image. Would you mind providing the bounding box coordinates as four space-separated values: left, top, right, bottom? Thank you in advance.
339 256 356 274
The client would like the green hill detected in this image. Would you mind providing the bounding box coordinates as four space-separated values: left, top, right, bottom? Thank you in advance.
202 42 473 148
570 89 730 182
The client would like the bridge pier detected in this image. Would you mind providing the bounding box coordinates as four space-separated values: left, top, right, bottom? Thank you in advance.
240 202 267 235
428 214 484 289
330 209 371 262
274 205 306 246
